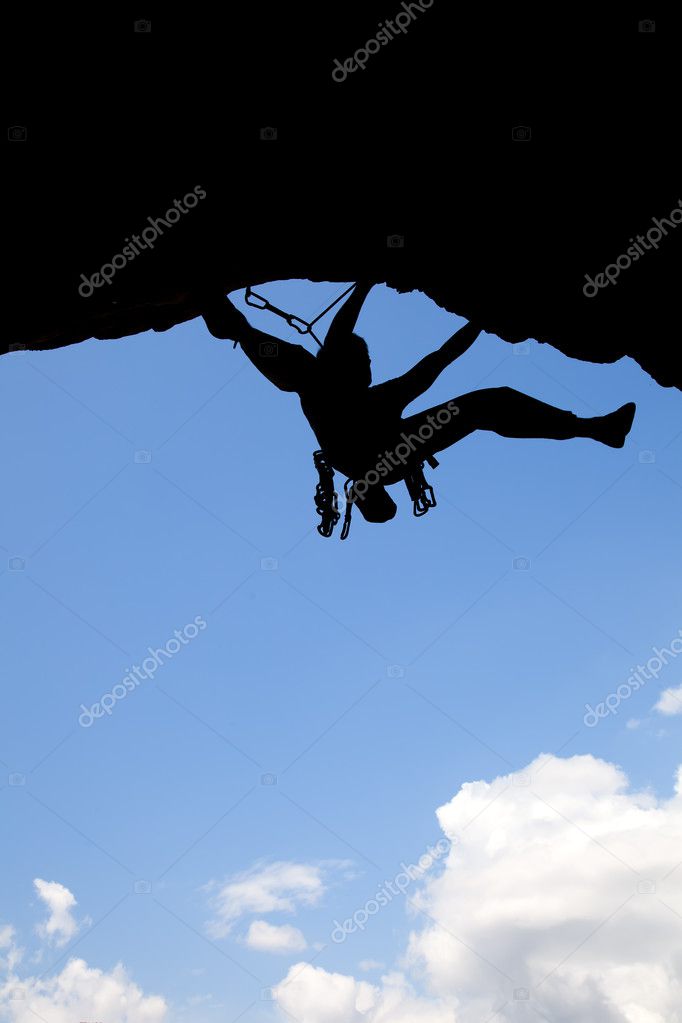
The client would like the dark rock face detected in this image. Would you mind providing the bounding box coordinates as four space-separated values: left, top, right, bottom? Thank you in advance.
5 173 680 391
4 8 679 389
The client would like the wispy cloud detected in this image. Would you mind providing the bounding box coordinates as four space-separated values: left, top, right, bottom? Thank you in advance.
244 920 307 953
33 879 83 948
359 960 386 972
205 860 327 939
654 683 682 716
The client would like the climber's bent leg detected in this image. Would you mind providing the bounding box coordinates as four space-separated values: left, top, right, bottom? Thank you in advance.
348 388 635 513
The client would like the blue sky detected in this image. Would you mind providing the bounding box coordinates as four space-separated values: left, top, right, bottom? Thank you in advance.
1 281 681 1022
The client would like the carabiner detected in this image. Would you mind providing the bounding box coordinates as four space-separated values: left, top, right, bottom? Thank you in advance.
244 287 269 309
286 315 311 335
413 485 436 516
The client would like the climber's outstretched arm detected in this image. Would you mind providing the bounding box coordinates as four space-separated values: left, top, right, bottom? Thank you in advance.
323 282 374 347
201 295 315 393
377 321 482 410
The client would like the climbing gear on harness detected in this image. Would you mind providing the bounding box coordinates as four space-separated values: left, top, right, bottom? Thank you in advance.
312 450 341 537
244 284 356 348
404 455 439 517
340 478 355 541
312 451 439 538
404 463 437 516
312 450 356 540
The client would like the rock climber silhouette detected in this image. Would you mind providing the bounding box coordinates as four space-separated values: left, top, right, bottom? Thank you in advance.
201 283 636 534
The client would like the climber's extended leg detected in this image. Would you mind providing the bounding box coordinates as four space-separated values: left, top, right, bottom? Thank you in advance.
399 387 635 460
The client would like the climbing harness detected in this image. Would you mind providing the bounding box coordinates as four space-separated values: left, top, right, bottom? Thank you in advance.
312 451 439 539
243 283 356 348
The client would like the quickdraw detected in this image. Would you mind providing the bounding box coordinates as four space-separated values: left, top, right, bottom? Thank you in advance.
245 283 356 348
340 478 355 541
404 454 439 517
312 450 341 537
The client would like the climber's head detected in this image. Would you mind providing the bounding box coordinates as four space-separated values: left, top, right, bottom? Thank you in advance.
316 332 372 389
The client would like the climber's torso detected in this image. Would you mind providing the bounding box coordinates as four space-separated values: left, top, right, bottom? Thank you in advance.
299 380 406 482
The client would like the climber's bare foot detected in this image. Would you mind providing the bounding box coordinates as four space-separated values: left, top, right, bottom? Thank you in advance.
592 402 636 448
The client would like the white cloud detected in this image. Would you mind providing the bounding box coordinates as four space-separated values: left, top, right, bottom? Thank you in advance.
654 683 682 715
358 960 385 972
273 755 682 1023
244 920 307 953
0 958 167 1023
205 861 326 938
33 879 81 947
1 885 168 1023
275 965 454 1023
0 926 22 974
184 992 223 1008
